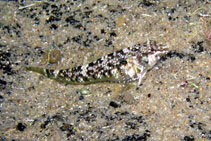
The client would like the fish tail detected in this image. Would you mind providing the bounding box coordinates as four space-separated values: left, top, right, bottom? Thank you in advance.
25 66 78 84
25 66 55 79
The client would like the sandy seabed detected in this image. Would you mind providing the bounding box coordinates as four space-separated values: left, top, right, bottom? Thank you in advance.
0 0 210 140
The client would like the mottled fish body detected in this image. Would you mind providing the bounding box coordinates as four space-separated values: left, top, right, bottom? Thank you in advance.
26 40 168 86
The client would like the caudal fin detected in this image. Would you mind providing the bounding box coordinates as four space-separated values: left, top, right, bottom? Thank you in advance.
25 66 54 78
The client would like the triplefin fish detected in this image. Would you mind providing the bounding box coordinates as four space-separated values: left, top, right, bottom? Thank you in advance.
26 40 168 86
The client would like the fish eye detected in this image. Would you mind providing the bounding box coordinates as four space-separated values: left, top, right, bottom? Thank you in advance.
142 56 149 65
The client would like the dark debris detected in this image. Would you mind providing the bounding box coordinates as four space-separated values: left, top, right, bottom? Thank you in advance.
1 23 22 37
188 119 210 139
183 135 195 141
16 122 27 132
0 79 7 90
0 49 15 75
65 15 83 29
160 51 196 62
122 130 150 141
60 123 75 137
191 41 206 53
139 0 155 7
109 101 121 108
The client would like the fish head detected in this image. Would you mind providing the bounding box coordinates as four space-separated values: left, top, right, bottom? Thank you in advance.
139 40 169 69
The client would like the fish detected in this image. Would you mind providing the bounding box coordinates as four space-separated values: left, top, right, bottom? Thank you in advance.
25 40 168 86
